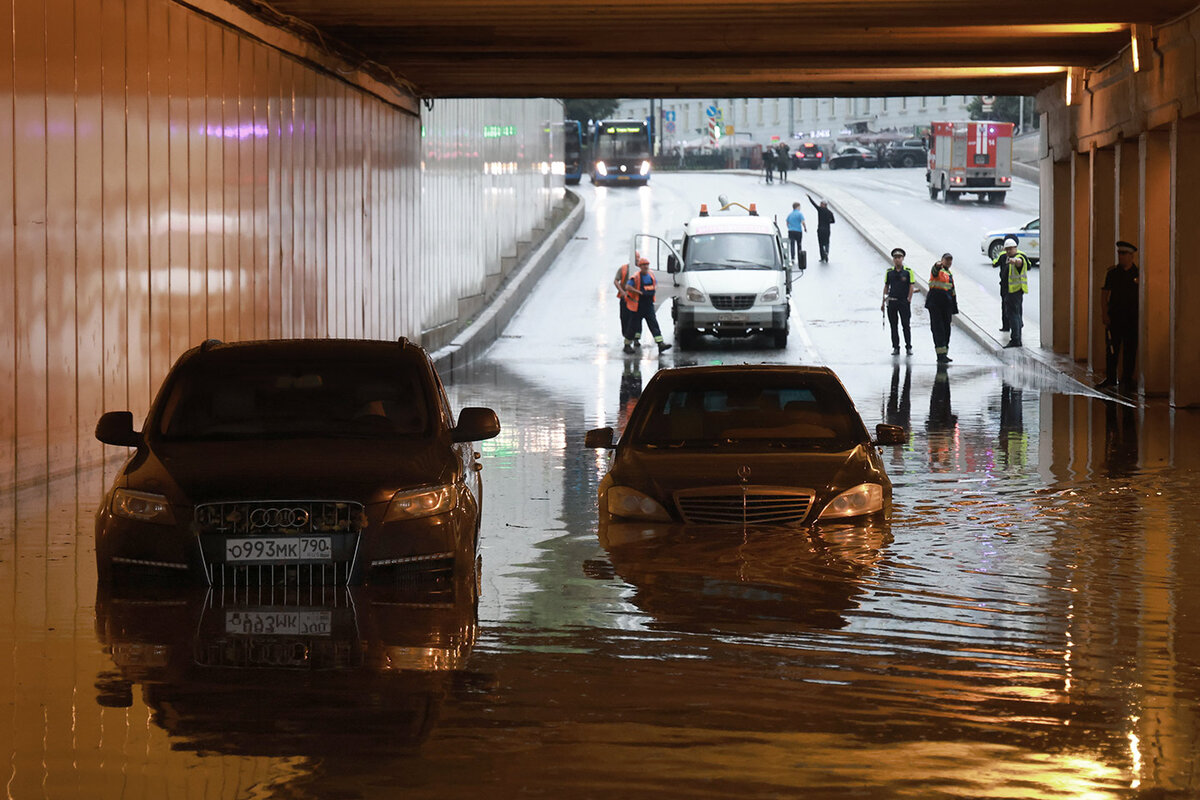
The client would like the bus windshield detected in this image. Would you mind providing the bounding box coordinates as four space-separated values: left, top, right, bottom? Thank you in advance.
594 122 650 160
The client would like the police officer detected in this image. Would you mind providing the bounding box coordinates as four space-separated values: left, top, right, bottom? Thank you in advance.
994 237 1032 348
1097 240 1140 389
613 254 646 349
925 253 958 363
881 247 915 356
624 258 672 354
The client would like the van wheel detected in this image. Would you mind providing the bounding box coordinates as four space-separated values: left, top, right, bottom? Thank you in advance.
773 330 788 349
676 327 698 349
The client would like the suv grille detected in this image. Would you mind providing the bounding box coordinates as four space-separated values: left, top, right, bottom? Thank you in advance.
711 294 756 311
195 500 366 535
675 487 814 525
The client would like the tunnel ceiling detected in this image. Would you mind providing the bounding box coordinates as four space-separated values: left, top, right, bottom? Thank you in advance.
252 0 1196 98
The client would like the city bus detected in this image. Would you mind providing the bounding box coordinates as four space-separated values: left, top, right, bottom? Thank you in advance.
592 119 651 186
564 120 583 184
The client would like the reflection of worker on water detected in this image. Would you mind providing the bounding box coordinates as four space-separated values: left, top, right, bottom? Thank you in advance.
1103 400 1139 476
884 363 912 468
999 383 1028 470
925 364 957 472
617 359 643 431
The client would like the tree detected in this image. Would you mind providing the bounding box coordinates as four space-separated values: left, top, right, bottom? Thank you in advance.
562 99 620 124
966 96 1038 131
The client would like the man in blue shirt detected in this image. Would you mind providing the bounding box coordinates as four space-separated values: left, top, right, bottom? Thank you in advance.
786 202 807 266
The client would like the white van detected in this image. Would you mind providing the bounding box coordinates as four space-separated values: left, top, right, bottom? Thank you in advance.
634 201 796 349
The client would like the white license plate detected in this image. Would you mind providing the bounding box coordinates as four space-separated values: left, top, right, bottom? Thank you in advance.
225 536 332 562
717 313 749 323
225 609 332 636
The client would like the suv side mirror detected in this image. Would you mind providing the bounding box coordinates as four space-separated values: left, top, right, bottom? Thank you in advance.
584 427 615 449
96 411 143 447
452 407 501 442
666 254 679 273
874 423 907 446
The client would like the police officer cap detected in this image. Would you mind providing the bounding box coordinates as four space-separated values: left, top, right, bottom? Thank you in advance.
1116 240 1138 253
890 247 906 258
1003 237 1018 248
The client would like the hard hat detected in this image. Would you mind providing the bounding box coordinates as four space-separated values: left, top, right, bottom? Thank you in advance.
1003 237 1018 248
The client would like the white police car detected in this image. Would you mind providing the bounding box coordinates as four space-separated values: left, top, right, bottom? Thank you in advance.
982 218 1040 264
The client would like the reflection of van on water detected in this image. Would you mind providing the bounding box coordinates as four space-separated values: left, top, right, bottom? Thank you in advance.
592 119 651 186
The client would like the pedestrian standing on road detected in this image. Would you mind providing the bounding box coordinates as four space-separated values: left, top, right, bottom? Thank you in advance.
925 252 958 363
613 254 643 350
762 146 775 184
806 194 835 261
776 143 791 183
624 258 672 354
786 202 808 266
1097 240 1140 389
881 247 916 356
994 238 1032 348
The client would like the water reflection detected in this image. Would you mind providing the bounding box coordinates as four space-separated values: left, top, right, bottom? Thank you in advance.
594 522 888 632
926 364 957 471
94 569 481 758
1000 383 1027 470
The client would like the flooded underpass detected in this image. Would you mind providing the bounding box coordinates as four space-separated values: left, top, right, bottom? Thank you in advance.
3 175 1200 798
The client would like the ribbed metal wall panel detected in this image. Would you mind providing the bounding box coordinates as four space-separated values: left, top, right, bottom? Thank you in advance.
0 0 565 489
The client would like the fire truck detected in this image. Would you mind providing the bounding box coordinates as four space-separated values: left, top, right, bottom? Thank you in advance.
926 121 1014 204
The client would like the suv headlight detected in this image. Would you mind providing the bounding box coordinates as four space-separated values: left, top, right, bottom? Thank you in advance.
595 161 608 176
112 489 176 525
685 287 706 303
385 484 459 521
606 486 671 522
818 484 884 520
760 286 780 303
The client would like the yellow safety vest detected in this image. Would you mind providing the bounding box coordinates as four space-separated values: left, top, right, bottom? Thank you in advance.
1004 253 1030 293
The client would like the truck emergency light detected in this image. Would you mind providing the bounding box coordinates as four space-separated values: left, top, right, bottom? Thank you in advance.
749 204 758 216
699 204 709 216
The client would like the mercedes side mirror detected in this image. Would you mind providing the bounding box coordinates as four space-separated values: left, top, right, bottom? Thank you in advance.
584 427 616 449
95 411 143 447
874 423 907 446
452 407 501 442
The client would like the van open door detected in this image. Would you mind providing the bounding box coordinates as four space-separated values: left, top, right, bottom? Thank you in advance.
631 234 681 306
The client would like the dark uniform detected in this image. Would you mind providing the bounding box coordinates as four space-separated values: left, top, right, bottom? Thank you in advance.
882 248 915 354
1100 241 1140 387
994 246 1032 347
807 195 835 262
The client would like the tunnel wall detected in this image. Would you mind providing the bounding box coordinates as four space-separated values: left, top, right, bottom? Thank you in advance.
0 0 565 488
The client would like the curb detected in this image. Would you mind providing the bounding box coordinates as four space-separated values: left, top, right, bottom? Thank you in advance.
431 192 586 375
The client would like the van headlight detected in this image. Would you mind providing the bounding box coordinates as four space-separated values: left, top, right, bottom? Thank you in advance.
685 287 706 303
818 484 884 520
595 161 608 176
385 484 459 521
605 486 671 522
639 160 651 176
112 489 176 525
760 286 780 303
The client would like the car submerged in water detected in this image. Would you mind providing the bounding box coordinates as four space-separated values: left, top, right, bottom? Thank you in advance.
584 365 906 527
94 338 500 586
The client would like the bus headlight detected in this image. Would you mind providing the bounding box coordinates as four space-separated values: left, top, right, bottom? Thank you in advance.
595 161 608 176
818 484 884 520
606 486 671 522
639 160 651 176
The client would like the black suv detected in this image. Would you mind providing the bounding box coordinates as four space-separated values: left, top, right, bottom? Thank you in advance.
791 142 825 169
94 338 500 586
884 138 928 168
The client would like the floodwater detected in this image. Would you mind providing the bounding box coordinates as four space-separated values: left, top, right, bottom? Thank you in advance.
3 174 1200 798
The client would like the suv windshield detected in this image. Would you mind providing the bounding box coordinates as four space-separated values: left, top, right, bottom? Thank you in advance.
156 357 433 440
628 375 866 451
685 232 780 270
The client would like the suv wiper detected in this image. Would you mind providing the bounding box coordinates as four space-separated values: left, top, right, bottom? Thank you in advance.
723 259 774 268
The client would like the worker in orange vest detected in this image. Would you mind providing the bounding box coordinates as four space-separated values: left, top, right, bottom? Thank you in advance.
623 258 672 354
612 255 641 348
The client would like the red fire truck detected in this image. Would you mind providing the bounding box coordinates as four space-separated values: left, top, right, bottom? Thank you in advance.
926 121 1013 204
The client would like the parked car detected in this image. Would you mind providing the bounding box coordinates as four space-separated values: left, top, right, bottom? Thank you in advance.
884 138 927 168
827 145 879 170
791 141 825 169
982 218 1040 264
584 365 906 527
94 338 501 586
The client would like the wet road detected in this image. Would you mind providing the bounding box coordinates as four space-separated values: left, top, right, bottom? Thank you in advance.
3 172 1200 799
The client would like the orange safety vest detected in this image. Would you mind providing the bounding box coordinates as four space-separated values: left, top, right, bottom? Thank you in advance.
929 267 954 293
625 271 656 311
615 264 630 298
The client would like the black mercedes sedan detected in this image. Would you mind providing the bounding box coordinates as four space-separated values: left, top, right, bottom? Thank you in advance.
94 338 500 586
585 365 905 526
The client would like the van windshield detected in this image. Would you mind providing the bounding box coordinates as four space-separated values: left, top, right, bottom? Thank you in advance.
685 233 781 270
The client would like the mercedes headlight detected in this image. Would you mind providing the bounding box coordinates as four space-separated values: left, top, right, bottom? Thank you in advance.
685 287 706 303
639 160 651 176
112 489 176 525
595 161 608 176
818 484 884 520
760 286 780 303
385 484 459 521
605 486 671 522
